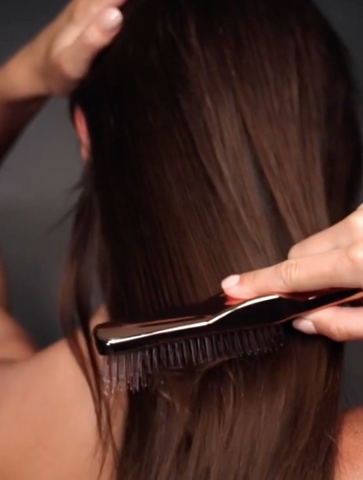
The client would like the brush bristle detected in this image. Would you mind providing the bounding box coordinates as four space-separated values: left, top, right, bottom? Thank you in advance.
101 325 285 394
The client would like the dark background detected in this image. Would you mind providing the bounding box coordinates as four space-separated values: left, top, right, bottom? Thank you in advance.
0 0 362 406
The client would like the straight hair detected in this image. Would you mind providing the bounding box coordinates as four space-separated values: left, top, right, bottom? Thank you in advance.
67 0 362 479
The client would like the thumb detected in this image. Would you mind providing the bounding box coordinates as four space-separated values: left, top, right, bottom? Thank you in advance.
293 307 363 342
61 8 123 82
221 274 260 299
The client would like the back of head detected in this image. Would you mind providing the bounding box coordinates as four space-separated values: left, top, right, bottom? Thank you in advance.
68 1 362 479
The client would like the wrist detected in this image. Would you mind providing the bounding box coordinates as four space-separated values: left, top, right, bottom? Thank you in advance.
0 43 50 103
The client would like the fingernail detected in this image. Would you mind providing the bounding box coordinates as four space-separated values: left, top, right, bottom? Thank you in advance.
292 319 318 335
221 275 240 290
100 8 123 31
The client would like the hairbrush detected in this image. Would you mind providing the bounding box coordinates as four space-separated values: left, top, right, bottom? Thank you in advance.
93 288 363 394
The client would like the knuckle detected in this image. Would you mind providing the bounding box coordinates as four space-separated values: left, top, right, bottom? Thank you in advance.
346 242 363 272
348 210 363 239
82 27 104 48
325 322 350 342
325 324 341 342
278 260 299 291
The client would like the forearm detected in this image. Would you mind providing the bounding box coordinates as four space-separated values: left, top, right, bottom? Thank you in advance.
0 45 49 161
0 45 48 356
0 0 124 358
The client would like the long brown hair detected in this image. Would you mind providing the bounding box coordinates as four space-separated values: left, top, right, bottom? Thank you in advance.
67 0 362 479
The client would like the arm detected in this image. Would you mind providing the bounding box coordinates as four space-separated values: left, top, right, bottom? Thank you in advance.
0 2 127 476
0 0 126 361
0 0 125 162
0 49 48 161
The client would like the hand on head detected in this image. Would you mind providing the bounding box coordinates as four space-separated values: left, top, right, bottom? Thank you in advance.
25 0 127 96
222 205 363 342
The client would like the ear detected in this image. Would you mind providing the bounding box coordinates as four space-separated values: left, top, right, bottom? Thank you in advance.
73 107 90 162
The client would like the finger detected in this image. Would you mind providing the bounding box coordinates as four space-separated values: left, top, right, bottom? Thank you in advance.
289 208 363 259
77 0 129 11
293 306 363 342
60 8 123 80
88 7 123 37
69 0 128 25
222 242 363 299
60 0 127 45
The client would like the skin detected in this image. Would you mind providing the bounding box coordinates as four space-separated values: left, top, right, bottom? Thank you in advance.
221 206 363 341
221 209 363 478
0 1 127 479
0 0 361 477
338 409 363 480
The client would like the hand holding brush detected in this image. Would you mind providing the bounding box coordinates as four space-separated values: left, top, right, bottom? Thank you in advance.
222 205 363 342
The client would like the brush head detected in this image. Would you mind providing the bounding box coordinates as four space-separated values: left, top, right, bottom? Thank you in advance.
95 293 288 394
94 294 290 355
101 324 285 394
94 288 363 394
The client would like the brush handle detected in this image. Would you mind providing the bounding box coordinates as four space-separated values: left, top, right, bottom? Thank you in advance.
281 288 363 319
93 288 363 356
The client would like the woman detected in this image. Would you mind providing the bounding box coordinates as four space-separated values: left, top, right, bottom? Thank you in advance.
0 0 362 479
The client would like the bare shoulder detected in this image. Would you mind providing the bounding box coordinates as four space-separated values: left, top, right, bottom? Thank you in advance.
0 332 126 480
336 408 363 480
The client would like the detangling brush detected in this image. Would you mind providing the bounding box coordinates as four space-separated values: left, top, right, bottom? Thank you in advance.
93 288 363 394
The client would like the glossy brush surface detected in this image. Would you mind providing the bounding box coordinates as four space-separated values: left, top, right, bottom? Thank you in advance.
95 288 363 393
95 294 280 355
94 288 363 355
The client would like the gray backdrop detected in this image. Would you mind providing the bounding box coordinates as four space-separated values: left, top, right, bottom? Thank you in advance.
0 0 362 406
